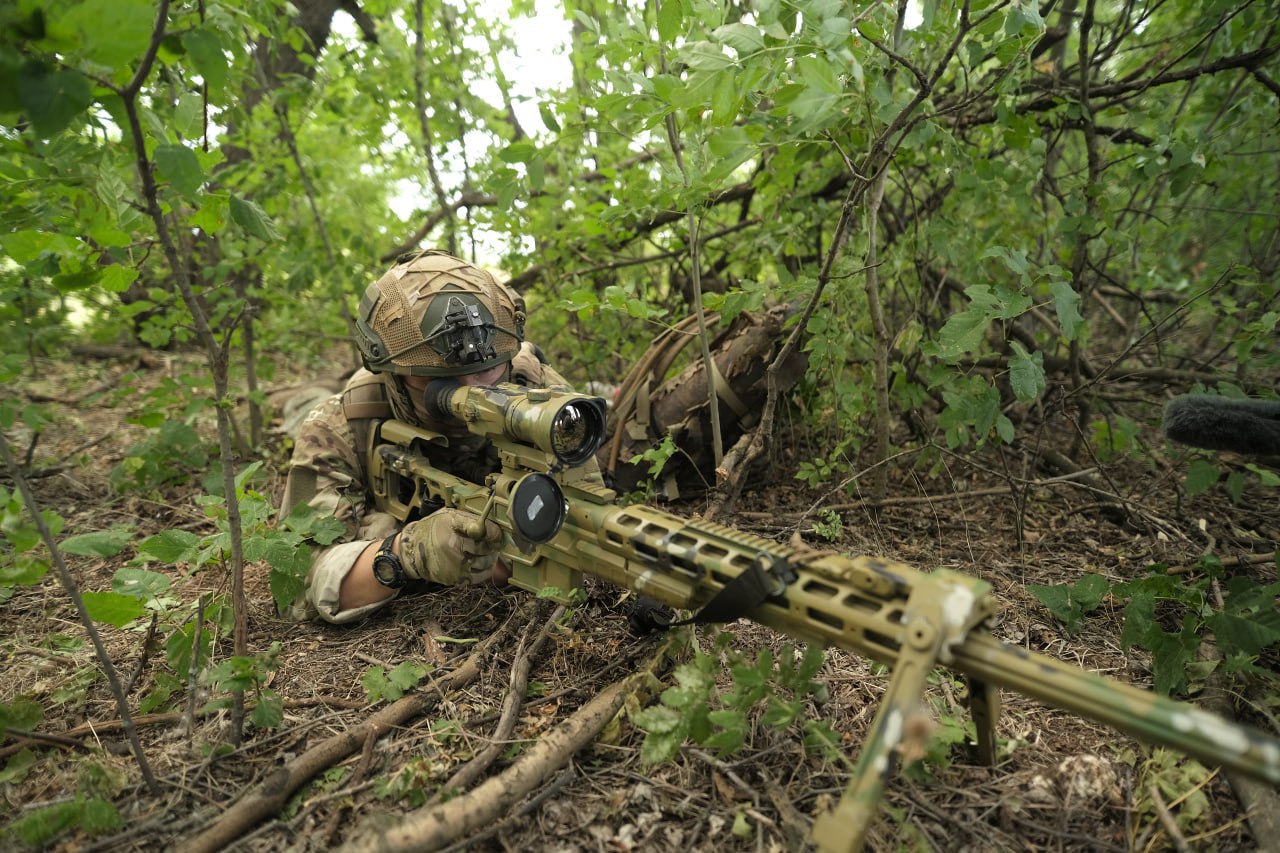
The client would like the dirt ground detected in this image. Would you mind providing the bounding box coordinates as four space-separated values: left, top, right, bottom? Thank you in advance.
2 348 1278 852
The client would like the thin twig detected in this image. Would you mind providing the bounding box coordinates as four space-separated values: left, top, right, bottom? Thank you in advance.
0 433 160 794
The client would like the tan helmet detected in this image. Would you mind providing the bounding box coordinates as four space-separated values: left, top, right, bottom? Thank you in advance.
355 250 525 377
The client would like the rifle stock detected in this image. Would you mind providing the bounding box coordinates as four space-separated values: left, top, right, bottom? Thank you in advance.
368 384 1280 851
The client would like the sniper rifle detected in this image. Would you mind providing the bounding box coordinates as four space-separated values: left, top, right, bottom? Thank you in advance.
366 379 1280 852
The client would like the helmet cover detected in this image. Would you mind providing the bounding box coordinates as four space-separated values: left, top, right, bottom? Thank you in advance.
355 251 525 377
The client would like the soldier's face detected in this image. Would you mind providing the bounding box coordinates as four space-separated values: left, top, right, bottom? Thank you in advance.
457 363 508 387
403 361 507 393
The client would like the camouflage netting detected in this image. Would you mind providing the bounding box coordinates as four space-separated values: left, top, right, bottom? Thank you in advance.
600 306 808 498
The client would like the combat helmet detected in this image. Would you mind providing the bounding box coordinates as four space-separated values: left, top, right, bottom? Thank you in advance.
355 250 525 377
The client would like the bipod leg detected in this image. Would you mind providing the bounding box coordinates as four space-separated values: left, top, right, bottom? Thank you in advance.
810 570 994 853
966 676 1000 766
810 593 947 852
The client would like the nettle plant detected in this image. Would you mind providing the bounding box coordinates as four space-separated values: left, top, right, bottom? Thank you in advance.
1031 557 1280 698
633 631 841 765
1 462 340 739
132 464 342 726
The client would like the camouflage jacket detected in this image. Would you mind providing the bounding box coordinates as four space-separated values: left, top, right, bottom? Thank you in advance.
282 342 574 623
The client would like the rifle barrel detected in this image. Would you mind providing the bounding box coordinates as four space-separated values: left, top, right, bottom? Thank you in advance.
952 633 1280 785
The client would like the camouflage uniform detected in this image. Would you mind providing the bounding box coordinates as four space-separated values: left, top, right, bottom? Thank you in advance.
282 342 573 623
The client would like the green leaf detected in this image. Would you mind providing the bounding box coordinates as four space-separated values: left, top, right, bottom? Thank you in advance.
154 144 205 199
138 529 201 563
1246 463 1280 487
936 308 991 359
250 692 284 728
111 568 171 600
1049 280 1084 341
787 55 843 130
190 193 229 234
229 195 280 242
0 555 50 586
11 801 80 846
0 697 44 739
1205 611 1280 657
1185 460 1220 497
1028 574 1108 635
78 797 123 834
59 528 133 557
499 140 537 164
361 667 390 702
656 0 683 42
83 591 145 628
710 70 739 127
18 63 93 136
0 49 22 113
182 28 228 91
661 685 702 709
537 102 560 133
99 265 139 293
1008 343 1045 401
1072 574 1110 610
0 748 36 784
680 41 733 71
1004 2 1045 35
639 731 681 765
713 22 764 55
282 503 346 545
388 660 429 693
703 727 746 754
980 245 1030 277
1149 629 1198 695
269 560 307 613
0 229 80 263
1029 584 1070 621
55 0 155 71
633 704 682 736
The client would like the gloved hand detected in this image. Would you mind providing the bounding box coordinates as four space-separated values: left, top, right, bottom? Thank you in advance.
399 509 504 586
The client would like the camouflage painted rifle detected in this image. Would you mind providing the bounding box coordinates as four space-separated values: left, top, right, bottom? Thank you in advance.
367 380 1280 852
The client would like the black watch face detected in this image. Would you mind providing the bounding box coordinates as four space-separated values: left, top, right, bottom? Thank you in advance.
373 553 404 588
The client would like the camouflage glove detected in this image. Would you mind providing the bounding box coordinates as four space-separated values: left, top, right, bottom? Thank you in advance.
399 509 503 586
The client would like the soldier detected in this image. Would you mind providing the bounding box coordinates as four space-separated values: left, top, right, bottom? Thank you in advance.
282 250 581 623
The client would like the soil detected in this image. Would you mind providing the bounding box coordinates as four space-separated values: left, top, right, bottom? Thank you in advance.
2 348 1277 852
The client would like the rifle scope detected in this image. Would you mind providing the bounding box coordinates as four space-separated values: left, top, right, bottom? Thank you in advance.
423 380 607 467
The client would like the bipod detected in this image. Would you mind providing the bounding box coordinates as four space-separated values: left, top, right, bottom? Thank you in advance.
810 570 998 852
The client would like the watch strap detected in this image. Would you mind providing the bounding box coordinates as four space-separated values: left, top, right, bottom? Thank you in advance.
373 532 406 588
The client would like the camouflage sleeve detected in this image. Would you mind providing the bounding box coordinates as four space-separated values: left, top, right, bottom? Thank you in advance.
282 394 364 531
282 394 400 623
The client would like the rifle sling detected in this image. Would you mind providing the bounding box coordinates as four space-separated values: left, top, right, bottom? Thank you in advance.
667 554 785 627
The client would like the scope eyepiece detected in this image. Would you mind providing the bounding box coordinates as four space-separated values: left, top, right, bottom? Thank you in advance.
422 378 462 423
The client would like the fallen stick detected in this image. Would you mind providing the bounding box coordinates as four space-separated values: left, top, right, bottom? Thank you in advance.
184 620 512 853
0 696 367 761
338 670 643 853
431 604 564 801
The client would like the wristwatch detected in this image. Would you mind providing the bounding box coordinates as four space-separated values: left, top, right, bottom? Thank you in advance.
371 533 407 589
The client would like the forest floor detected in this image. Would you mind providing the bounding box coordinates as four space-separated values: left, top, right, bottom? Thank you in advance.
2 347 1278 852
